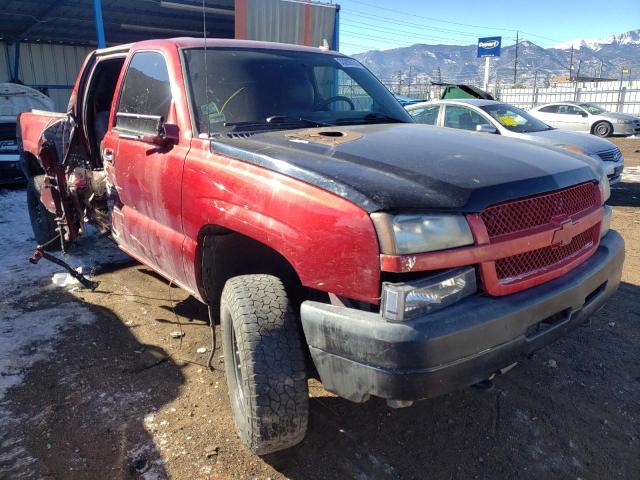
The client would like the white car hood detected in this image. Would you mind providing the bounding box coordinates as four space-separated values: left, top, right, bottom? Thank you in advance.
599 111 638 121
0 83 55 119
520 128 618 155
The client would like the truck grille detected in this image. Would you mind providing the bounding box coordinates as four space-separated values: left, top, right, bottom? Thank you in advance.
481 182 599 237
495 225 599 282
475 182 601 295
596 147 622 163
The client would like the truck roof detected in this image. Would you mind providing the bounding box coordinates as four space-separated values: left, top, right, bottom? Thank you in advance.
98 37 342 56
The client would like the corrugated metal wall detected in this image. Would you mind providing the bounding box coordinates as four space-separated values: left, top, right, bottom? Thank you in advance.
0 42 92 112
238 0 336 49
0 0 337 113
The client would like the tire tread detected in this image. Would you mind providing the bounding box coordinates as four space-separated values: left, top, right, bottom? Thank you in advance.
221 274 308 455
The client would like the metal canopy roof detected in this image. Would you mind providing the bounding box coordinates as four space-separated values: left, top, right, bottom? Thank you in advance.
0 0 235 47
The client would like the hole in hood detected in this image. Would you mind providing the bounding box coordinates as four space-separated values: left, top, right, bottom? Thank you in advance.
318 130 344 137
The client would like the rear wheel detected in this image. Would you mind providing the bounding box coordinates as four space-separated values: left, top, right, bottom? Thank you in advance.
593 121 612 137
26 175 59 250
220 274 309 455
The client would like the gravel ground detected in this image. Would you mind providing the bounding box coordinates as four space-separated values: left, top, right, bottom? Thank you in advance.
0 136 638 480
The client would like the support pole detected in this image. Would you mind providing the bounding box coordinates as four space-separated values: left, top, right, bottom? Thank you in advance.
12 41 20 82
483 57 490 91
618 68 625 112
513 31 519 84
93 0 106 48
332 4 340 51
568 45 574 79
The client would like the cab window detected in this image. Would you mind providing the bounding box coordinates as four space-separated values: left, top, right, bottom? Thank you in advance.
115 51 172 134
408 105 440 125
556 105 583 115
539 105 558 113
443 105 487 131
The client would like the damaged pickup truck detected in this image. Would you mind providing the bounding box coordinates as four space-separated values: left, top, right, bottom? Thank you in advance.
19 39 624 455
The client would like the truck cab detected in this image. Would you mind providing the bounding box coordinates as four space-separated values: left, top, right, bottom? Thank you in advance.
19 38 624 456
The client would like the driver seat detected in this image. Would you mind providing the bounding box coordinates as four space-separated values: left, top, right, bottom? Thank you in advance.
458 112 475 131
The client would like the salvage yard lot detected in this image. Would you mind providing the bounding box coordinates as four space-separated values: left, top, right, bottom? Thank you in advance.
1 137 639 480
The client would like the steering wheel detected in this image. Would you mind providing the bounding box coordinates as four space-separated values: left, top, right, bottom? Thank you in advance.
316 95 355 111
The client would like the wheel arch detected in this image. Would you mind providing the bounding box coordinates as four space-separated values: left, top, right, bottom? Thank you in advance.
195 224 304 311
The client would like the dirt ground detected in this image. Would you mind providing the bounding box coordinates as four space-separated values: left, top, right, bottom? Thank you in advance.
0 136 639 480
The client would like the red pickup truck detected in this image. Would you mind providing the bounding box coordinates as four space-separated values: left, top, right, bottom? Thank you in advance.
19 38 624 455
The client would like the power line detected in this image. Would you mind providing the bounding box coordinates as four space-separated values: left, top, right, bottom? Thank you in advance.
346 9 484 39
340 0 563 44
341 29 436 47
341 20 474 45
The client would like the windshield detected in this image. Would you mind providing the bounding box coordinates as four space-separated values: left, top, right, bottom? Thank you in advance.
480 103 552 133
182 48 412 134
579 103 607 115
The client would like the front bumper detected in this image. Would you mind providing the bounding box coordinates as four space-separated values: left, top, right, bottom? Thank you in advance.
612 123 640 136
300 231 624 403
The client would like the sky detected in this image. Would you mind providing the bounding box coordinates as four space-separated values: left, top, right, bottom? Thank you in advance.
336 0 640 55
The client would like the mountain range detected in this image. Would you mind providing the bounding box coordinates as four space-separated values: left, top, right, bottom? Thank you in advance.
352 29 640 87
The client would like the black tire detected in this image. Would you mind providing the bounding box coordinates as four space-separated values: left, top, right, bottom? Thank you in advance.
220 274 308 455
26 175 59 250
593 121 612 137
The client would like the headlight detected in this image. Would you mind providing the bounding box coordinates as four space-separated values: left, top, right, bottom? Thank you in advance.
599 173 610 203
371 213 474 254
381 268 477 322
557 144 586 155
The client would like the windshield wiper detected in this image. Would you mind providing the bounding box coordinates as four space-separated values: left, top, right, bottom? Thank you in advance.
362 113 404 123
224 116 330 129
266 115 331 127
335 112 405 125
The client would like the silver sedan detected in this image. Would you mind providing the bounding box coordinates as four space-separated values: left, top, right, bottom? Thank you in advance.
528 102 640 137
406 99 624 183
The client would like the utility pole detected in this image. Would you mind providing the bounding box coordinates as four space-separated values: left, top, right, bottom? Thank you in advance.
598 60 604 78
568 45 574 79
532 70 538 108
396 70 402 95
618 67 625 112
513 31 519 84
407 65 412 98
574 60 582 101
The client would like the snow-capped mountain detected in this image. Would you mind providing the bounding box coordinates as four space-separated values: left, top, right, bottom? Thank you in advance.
352 29 640 86
552 30 640 51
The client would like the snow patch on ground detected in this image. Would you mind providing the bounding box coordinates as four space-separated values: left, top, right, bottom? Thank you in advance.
0 188 124 297
0 188 125 397
0 187 131 478
621 166 640 184
0 305 96 398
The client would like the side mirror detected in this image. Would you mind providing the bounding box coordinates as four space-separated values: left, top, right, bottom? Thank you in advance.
580 112 588 117
160 123 180 145
115 113 178 146
128 123 179 146
476 124 498 134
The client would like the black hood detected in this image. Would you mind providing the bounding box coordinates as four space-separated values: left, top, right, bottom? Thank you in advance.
210 123 601 213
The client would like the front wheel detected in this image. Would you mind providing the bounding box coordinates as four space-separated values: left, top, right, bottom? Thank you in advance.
220 274 309 455
592 121 612 137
